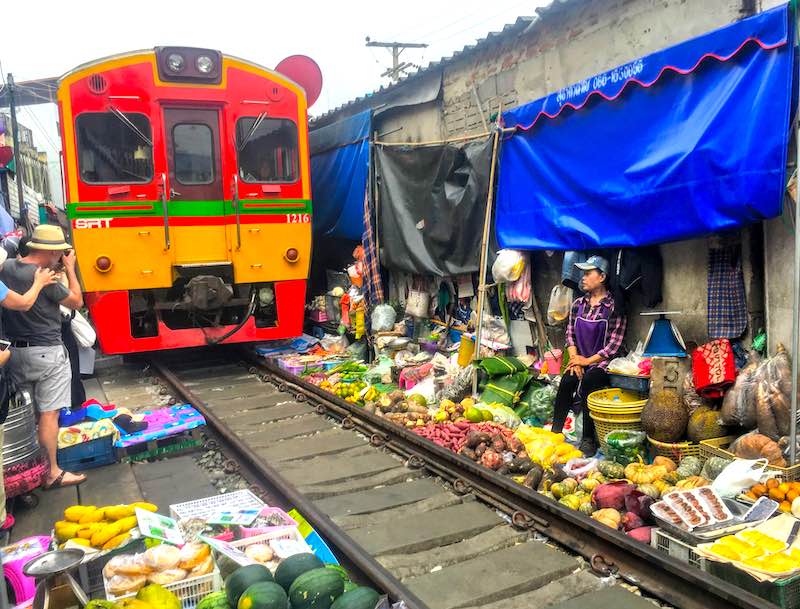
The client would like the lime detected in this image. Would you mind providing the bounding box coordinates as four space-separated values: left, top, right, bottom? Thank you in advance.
480 409 494 422
408 394 427 407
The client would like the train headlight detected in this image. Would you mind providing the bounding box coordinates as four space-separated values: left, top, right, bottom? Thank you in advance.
167 53 185 73
95 256 113 273
258 286 275 306
196 55 214 74
284 248 299 263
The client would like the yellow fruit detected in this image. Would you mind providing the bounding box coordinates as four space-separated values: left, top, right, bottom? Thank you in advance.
480 409 493 422
117 516 138 532
70 538 91 547
54 521 81 542
79 509 105 524
460 398 475 408
76 523 103 539
102 533 130 551
104 505 136 521
91 522 122 548
64 505 94 523
130 502 158 513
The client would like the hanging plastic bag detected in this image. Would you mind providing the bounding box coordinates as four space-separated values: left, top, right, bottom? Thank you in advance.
491 250 525 283
562 409 582 444
371 304 397 333
547 285 573 325
69 309 97 348
711 459 769 498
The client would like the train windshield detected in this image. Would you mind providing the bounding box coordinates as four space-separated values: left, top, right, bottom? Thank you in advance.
236 117 298 183
76 112 153 184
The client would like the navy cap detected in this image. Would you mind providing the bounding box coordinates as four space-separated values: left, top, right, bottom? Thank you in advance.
575 255 610 275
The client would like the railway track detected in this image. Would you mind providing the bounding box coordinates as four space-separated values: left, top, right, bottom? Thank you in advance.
142 348 770 609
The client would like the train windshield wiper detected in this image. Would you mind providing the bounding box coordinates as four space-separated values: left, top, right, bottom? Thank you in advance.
237 112 267 152
108 105 154 147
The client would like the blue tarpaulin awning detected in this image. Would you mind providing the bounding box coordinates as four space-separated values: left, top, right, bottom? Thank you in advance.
495 4 794 250
309 111 370 241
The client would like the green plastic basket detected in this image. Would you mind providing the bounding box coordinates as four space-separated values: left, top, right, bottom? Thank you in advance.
708 561 800 608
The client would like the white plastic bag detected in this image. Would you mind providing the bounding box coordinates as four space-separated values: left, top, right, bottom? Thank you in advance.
371 304 397 333
711 458 769 498
491 250 525 283
547 285 573 325
563 457 599 481
70 310 97 348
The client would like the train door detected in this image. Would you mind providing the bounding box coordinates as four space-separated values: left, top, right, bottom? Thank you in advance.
163 108 229 263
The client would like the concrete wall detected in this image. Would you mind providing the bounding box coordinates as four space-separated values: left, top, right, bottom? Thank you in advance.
369 0 790 351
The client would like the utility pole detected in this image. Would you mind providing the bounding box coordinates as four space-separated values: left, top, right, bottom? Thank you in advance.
6 74 31 232
365 37 428 82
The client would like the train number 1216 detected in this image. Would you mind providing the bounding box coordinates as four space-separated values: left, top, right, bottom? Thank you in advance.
286 213 311 224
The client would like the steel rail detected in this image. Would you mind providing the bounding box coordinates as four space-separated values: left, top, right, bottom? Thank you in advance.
250 358 773 609
149 358 430 609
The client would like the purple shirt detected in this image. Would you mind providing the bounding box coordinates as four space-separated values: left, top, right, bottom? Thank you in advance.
564 293 627 368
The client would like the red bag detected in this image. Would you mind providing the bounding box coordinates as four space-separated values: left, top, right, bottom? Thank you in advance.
692 339 736 398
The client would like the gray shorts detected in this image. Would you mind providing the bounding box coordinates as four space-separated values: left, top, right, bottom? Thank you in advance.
8 345 71 413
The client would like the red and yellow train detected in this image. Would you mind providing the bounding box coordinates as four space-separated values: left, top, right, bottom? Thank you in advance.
57 47 320 354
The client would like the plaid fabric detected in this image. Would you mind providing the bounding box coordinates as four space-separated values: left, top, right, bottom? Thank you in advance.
708 245 747 339
564 293 627 368
362 189 384 305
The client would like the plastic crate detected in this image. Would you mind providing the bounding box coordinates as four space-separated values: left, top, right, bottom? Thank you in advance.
169 490 264 521
651 528 708 571
57 435 117 472
106 568 222 609
77 536 147 599
700 436 800 482
707 561 800 608
608 372 650 394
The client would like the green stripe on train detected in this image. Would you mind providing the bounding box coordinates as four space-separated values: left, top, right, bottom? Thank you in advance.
67 199 312 219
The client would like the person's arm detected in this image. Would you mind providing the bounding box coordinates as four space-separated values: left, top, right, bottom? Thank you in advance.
58 251 84 310
595 306 628 363
1 268 57 311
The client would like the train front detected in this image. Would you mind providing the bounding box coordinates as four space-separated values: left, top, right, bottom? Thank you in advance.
58 47 312 353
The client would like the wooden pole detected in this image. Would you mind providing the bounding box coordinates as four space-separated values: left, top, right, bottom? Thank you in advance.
472 114 502 395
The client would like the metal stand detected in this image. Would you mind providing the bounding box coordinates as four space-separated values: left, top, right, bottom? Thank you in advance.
23 549 88 609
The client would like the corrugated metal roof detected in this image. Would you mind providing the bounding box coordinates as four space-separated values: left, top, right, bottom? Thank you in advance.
310 0 579 127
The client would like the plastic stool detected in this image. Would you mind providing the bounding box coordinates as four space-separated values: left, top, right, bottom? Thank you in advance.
2 536 51 605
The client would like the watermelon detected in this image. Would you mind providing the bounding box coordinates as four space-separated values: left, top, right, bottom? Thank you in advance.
225 565 273 608
237 582 287 609
197 592 231 609
330 587 380 609
274 553 324 591
288 567 345 609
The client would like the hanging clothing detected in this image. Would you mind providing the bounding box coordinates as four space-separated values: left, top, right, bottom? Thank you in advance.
565 293 627 369
361 190 384 305
613 247 664 312
707 244 747 339
692 339 736 398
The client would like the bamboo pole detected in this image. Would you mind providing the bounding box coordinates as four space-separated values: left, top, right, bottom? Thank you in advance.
472 114 503 395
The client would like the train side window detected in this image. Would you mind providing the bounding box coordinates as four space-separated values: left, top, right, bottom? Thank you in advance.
173 123 215 185
76 112 153 184
236 118 298 183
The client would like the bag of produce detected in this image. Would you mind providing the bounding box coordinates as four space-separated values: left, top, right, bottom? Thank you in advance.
729 431 786 467
604 429 647 465
719 351 760 428
547 285 573 325
492 249 526 283
370 304 397 333
681 371 706 417
437 365 474 403
563 457 598 481
480 402 522 429
753 344 792 439
515 382 556 425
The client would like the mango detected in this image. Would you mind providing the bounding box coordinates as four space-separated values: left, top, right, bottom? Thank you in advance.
91 522 122 548
102 533 130 551
77 523 103 539
54 521 81 542
64 505 95 523
79 509 105 524
117 516 138 532
70 538 91 547
130 502 158 513
104 505 135 521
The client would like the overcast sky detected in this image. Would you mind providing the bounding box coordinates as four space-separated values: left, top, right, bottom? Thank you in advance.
1 0 546 204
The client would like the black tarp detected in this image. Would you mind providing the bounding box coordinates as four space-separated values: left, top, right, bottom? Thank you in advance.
376 137 492 277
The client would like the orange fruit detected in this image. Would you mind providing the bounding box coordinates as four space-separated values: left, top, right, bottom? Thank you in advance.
790 482 800 492
781 501 792 513
767 478 780 489
752 484 767 497
744 491 758 501
779 482 791 495
787 490 799 503
769 488 786 502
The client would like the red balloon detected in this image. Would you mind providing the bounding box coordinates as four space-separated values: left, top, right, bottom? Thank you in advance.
275 55 323 108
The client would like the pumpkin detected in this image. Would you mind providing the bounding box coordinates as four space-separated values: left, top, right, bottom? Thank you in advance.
592 508 622 529
652 456 677 472
637 484 660 500
597 460 625 479
676 456 703 479
653 479 671 496
660 471 680 485
580 478 600 493
559 494 582 510
624 463 667 485
561 478 579 494
539 491 555 501
579 502 596 516
675 476 709 490
550 483 567 499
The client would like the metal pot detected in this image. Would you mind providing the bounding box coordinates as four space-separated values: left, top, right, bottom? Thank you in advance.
3 391 40 467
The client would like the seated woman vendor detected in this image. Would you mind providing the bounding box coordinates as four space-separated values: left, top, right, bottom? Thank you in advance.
551 255 627 456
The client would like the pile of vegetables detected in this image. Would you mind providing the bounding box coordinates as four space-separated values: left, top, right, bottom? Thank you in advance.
514 425 583 467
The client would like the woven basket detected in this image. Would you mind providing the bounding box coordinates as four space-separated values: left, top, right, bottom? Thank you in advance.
700 435 800 482
647 436 701 462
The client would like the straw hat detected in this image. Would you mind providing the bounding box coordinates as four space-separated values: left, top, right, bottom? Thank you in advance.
28 225 72 251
